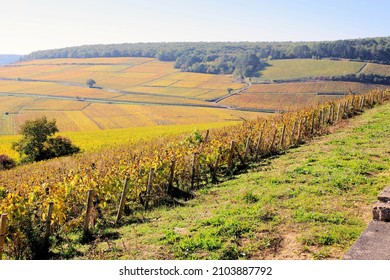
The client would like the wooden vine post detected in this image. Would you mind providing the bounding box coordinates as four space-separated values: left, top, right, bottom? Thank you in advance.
280 124 286 149
0 214 7 260
83 189 95 235
290 120 297 146
168 159 176 192
145 168 154 209
212 147 222 183
336 103 341 121
328 105 332 123
310 112 315 134
45 202 54 240
360 96 365 110
317 110 322 130
116 177 130 223
270 127 277 151
191 152 198 190
227 140 235 173
255 123 266 159
244 137 251 161
297 119 302 144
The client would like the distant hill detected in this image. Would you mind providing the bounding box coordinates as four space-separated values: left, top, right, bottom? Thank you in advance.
22 37 390 77
0 54 23 65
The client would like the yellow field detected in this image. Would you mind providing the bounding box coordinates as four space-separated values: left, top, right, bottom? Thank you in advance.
0 94 264 134
2 58 243 101
0 57 256 137
3 57 382 141
0 121 241 160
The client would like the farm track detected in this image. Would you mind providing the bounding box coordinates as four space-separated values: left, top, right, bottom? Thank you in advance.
212 81 252 103
357 63 368 74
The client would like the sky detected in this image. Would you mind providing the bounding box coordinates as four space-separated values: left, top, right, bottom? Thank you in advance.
0 0 389 54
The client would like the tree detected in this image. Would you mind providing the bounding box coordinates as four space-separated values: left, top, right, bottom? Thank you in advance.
86 79 96 88
12 117 80 163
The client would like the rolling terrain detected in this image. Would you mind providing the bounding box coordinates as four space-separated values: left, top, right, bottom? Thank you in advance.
0 57 262 135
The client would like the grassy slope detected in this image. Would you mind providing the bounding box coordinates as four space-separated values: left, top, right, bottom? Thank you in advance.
75 102 390 260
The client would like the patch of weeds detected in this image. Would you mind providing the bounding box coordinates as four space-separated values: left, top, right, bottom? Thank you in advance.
200 217 224 227
218 220 252 239
178 233 222 256
300 225 361 246
313 247 331 260
293 210 347 225
270 178 283 186
163 229 181 245
243 191 260 203
330 176 354 191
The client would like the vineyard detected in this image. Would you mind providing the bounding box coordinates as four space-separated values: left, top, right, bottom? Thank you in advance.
0 121 240 160
0 58 255 135
2 58 390 136
254 59 366 81
220 81 388 111
0 89 388 259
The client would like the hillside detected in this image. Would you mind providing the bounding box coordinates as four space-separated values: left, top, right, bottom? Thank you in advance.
0 89 388 260
75 99 390 260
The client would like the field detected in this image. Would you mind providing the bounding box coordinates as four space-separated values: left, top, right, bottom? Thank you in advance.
1 57 389 139
221 93 339 111
254 59 366 81
220 81 388 111
2 58 243 100
244 81 387 94
362 63 390 76
0 57 256 136
0 121 239 160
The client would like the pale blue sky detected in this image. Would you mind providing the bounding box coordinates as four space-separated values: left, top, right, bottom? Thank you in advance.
0 0 389 54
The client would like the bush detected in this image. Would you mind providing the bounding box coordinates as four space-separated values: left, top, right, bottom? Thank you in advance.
0 154 16 170
12 117 80 163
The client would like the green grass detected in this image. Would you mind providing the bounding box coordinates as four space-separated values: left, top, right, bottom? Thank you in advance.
64 101 390 260
254 59 365 81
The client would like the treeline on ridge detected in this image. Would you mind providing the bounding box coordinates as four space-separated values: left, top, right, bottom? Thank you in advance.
24 37 390 77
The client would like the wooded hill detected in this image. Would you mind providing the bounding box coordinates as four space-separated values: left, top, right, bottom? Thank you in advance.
23 38 390 77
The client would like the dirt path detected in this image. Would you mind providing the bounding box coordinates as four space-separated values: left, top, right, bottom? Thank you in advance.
356 63 368 74
213 80 252 103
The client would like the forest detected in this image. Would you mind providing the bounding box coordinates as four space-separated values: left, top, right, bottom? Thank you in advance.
23 37 390 77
